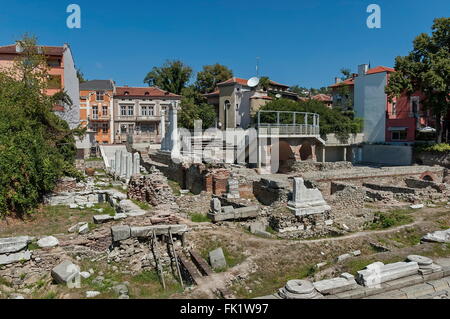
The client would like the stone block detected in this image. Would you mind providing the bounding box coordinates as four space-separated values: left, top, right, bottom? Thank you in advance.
111 225 131 242
333 287 366 299
426 279 449 292
249 222 265 234
209 248 227 269
313 277 357 295
357 261 419 287
93 215 114 224
336 254 352 262
400 283 435 298
51 260 80 285
0 236 31 254
221 206 234 214
421 271 444 282
130 224 188 237
383 274 423 290
288 178 331 216
37 236 59 248
0 250 32 265
114 213 127 221
78 223 89 234
211 198 221 213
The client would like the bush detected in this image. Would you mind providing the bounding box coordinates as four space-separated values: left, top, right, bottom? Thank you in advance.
415 143 450 153
366 209 414 230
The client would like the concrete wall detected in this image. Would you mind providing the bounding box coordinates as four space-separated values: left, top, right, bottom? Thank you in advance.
354 72 387 143
62 44 80 130
362 144 413 166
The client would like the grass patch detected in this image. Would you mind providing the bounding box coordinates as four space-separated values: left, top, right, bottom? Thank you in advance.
199 240 246 272
168 180 181 196
189 213 211 223
131 199 152 211
365 209 414 230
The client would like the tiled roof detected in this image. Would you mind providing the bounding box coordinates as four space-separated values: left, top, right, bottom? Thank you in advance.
312 94 332 102
366 66 395 75
250 95 273 100
115 86 180 98
80 80 115 91
0 44 65 56
329 78 354 88
204 89 220 96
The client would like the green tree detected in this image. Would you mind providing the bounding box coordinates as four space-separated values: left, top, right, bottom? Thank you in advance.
76 68 86 83
195 64 233 94
385 18 450 143
144 60 192 95
178 86 216 129
0 36 78 217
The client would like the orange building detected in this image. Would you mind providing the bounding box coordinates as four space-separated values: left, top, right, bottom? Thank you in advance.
80 80 115 144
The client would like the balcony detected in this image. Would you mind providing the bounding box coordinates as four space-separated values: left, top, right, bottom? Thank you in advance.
116 115 161 122
89 114 110 121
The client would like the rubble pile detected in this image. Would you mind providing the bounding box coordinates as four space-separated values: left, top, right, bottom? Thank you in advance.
128 168 176 206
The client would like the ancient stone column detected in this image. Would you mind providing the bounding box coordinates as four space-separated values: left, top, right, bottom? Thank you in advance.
110 159 115 174
126 153 133 179
115 150 121 176
160 109 166 150
166 101 180 153
120 151 127 177
133 153 140 175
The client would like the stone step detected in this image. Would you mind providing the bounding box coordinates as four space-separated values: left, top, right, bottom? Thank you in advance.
178 255 203 285
189 250 213 276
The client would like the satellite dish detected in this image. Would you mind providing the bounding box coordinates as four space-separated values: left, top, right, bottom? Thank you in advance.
275 94 282 99
247 77 260 88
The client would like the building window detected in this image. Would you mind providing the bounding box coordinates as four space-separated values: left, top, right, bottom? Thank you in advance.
120 105 127 116
141 106 148 116
121 125 127 133
392 101 397 116
149 105 154 116
102 105 108 116
92 106 98 119
128 105 134 116
92 123 98 132
96 91 104 101
102 123 108 133
392 130 407 141
411 96 420 117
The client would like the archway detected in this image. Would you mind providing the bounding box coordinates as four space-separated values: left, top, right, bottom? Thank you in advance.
300 141 313 161
277 141 295 173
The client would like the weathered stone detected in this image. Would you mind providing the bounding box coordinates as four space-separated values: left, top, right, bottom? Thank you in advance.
114 213 127 221
93 215 114 224
410 204 424 209
112 284 128 296
287 178 331 216
0 250 32 265
80 272 91 279
78 223 89 234
86 291 100 298
249 222 265 234
313 276 357 295
279 280 322 299
422 229 450 244
407 255 433 266
209 248 227 269
221 206 234 214
111 225 131 242
211 198 221 213
130 224 188 238
51 260 80 285
336 254 352 262
357 261 419 288
37 236 59 248
0 236 31 254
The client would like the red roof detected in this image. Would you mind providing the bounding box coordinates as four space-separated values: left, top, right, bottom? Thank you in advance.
0 44 65 56
250 95 273 100
217 77 289 88
366 66 395 75
204 89 220 97
312 94 332 102
329 78 354 88
115 86 180 98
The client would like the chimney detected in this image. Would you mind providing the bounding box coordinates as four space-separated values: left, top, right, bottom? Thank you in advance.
358 64 369 76
335 77 342 84
15 41 23 53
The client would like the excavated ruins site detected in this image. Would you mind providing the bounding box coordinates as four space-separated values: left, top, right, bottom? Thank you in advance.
1 148 450 300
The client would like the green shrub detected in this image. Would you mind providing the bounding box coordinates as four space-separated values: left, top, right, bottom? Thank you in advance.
415 143 450 153
366 209 414 230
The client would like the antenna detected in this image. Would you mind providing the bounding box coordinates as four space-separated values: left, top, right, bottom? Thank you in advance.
256 57 260 77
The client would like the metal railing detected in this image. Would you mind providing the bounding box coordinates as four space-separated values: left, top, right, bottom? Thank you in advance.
256 110 321 136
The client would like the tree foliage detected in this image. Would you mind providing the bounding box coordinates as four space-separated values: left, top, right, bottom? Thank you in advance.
0 36 78 217
178 86 216 129
385 17 450 143
144 60 192 95
195 64 233 94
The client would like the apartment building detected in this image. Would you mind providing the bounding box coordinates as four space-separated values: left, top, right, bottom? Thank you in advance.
80 80 115 144
113 86 181 144
0 42 80 129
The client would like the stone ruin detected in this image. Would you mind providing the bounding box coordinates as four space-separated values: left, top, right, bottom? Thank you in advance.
110 150 141 181
263 254 450 299
208 198 259 223
287 177 331 216
127 167 176 207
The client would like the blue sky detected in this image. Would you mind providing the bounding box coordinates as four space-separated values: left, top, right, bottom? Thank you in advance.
1 0 449 89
